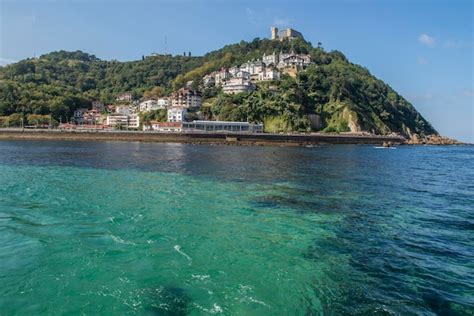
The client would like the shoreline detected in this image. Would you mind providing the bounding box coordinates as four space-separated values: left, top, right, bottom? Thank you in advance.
0 129 406 146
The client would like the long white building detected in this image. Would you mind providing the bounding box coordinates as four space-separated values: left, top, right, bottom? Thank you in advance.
144 121 182 132
106 114 140 129
182 120 263 133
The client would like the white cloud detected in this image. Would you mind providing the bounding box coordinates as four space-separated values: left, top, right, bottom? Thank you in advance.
0 57 17 66
463 90 474 97
273 17 290 27
418 33 435 46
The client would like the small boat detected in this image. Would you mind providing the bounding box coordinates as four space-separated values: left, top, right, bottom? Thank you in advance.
375 141 396 149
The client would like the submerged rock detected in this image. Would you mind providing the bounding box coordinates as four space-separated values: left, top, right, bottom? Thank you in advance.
144 286 190 316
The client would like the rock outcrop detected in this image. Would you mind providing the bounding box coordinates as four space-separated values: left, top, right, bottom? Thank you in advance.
407 134 463 145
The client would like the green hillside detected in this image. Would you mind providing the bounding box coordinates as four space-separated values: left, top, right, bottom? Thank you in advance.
0 38 437 137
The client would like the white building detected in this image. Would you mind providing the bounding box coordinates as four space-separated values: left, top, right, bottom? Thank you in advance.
128 114 140 128
203 74 216 86
139 99 158 112
144 121 182 132
200 50 311 90
170 88 201 108
82 110 104 125
262 52 279 65
258 67 280 81
185 80 194 88
115 104 136 116
139 98 168 112
229 66 240 76
106 114 140 128
235 70 251 80
106 114 128 127
116 92 133 102
279 55 306 68
214 69 231 86
263 51 312 69
277 52 312 69
157 97 170 108
167 106 187 122
222 78 255 94
240 60 265 75
183 120 263 133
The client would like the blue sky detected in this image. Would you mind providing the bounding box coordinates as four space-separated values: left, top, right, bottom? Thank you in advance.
1 0 472 142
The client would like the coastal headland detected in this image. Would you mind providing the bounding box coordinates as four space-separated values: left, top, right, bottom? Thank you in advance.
0 129 406 146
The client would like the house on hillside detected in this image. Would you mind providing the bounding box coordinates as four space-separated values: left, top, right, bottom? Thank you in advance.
235 70 251 80
116 92 133 102
167 106 187 122
240 60 265 75
229 66 240 76
139 99 159 112
277 52 312 69
139 98 169 112
73 108 88 124
203 73 216 86
92 101 105 112
82 109 105 125
115 104 136 116
157 97 170 108
222 78 255 94
262 52 279 66
258 67 280 81
170 88 201 108
214 68 231 86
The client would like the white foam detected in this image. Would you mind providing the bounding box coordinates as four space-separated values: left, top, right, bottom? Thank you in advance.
194 303 223 314
210 304 223 313
191 274 210 281
111 235 135 245
174 245 192 264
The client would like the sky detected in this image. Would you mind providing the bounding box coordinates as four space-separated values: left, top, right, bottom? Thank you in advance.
0 0 472 142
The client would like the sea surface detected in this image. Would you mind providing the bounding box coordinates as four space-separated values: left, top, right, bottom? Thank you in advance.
0 141 472 315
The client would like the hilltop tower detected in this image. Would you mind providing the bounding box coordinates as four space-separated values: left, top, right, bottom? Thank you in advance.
270 26 304 41
271 27 279 40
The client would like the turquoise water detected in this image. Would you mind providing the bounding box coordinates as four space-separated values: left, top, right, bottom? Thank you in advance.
0 141 473 315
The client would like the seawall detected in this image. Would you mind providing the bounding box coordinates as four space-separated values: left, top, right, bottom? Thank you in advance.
0 129 406 146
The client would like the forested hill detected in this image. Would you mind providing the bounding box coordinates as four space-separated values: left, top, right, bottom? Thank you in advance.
0 38 437 137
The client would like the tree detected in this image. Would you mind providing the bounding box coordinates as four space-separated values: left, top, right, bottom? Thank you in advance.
6 113 23 127
143 86 165 99
27 114 51 126
49 98 70 119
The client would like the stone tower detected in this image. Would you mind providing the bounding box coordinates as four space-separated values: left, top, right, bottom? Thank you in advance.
271 27 279 40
